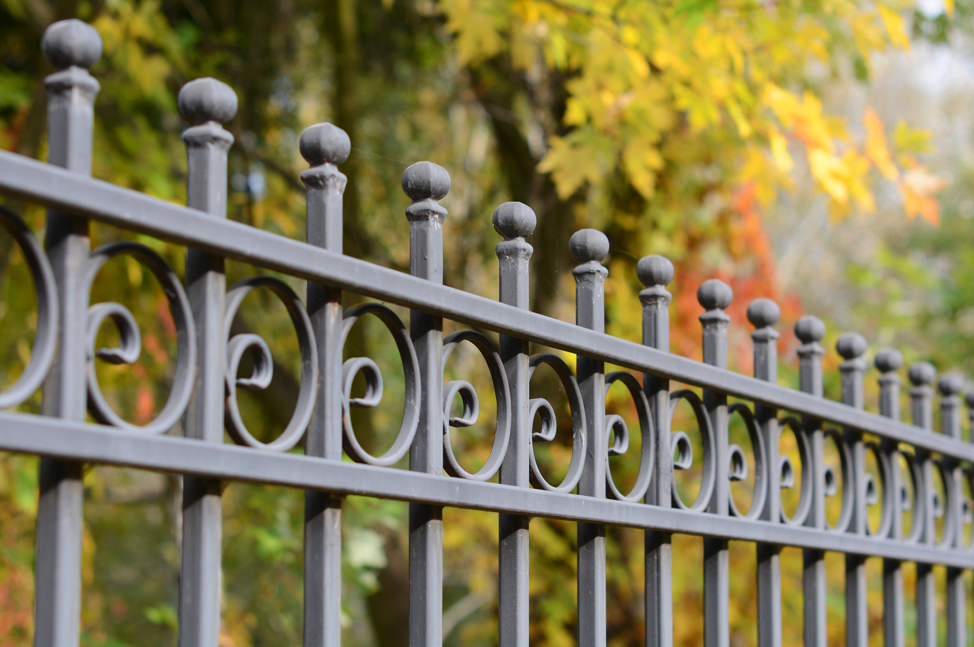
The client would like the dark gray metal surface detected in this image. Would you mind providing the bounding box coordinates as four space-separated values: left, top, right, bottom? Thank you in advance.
7 18 974 647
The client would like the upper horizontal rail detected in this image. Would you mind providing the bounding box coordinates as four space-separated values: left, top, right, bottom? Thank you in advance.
0 150 967 461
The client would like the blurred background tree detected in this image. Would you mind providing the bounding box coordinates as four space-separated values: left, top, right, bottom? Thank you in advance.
0 0 970 646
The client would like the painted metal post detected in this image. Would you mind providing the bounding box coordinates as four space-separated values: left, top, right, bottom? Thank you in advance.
939 374 966 647
300 123 350 647
795 315 826 647
178 77 237 647
638 255 674 647
699 280 732 647
909 361 937 647
35 19 102 647
403 161 450 647
837 333 868 647
876 349 905 647
748 299 781 647
494 202 536 647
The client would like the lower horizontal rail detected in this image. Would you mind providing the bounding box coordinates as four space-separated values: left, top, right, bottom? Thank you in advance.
0 411 968 567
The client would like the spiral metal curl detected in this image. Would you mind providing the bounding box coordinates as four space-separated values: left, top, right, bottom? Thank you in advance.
822 428 854 533
223 276 317 452
603 372 654 502
864 441 894 539
527 353 587 493
84 242 195 434
669 389 715 512
897 450 926 545
959 468 974 549
340 303 420 467
930 458 958 549
440 330 511 481
777 416 813 526
0 207 58 409
726 403 768 520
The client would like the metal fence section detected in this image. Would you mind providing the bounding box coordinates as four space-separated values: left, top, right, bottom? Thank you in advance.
3 18 974 647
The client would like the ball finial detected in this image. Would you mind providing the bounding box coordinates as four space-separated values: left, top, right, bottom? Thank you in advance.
492 202 536 240
177 78 238 125
569 229 610 264
636 255 674 288
938 373 965 397
299 123 350 166
908 361 936 387
401 161 450 203
874 348 903 374
697 279 733 311
746 298 780 329
964 389 974 409
42 19 102 70
794 316 825 344
836 332 868 360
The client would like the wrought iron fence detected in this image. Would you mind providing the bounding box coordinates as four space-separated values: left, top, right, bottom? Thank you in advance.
1 17 973 647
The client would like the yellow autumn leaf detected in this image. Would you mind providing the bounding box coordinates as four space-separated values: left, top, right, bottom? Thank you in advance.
877 6 910 51
769 129 793 172
900 167 947 225
863 107 899 181
809 149 848 205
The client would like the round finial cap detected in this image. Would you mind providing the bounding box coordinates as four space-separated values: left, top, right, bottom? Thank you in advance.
836 332 868 360
697 279 733 311
299 123 350 166
794 316 826 344
492 202 536 239
874 348 903 373
42 19 102 70
908 361 936 387
938 373 965 397
178 78 238 125
964 389 974 409
569 229 610 264
747 298 780 329
401 161 450 202
637 255 674 288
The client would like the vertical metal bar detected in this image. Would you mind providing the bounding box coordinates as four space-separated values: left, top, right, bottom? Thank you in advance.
494 202 536 647
837 333 868 647
570 229 610 647
909 362 937 647
795 316 827 647
876 349 905 647
637 256 674 647
177 77 237 647
938 374 965 647
403 161 450 647
35 19 102 647
748 299 781 647
300 123 350 647
698 280 733 647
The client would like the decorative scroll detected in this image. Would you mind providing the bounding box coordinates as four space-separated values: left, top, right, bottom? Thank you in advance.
440 330 511 481
931 458 958 549
527 353 586 493
0 207 58 409
669 389 715 513
604 371 654 503
84 241 196 434
864 441 893 539
898 450 926 544
224 276 317 451
726 403 767 520
340 303 420 467
778 416 813 526
823 428 854 533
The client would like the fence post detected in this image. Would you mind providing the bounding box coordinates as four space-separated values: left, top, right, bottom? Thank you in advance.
837 333 868 647
177 77 237 647
403 161 450 647
300 123 350 647
749 299 781 647
939 374 965 647
909 361 937 647
495 202 536 647
876 349 905 647
638 255 674 647
34 19 102 647
795 315 826 647
698 279 732 647
571 229 609 647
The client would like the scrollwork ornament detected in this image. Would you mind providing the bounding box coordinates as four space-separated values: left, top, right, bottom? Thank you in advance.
777 416 813 526
84 241 195 434
864 441 894 539
931 458 959 549
440 330 511 481
669 389 715 512
223 276 317 451
823 428 855 533
340 303 421 467
527 353 587 493
898 450 926 545
726 403 768 520
603 371 654 502
0 206 58 409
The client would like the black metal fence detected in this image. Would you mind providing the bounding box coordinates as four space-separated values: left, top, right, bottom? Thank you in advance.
2 17 973 647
